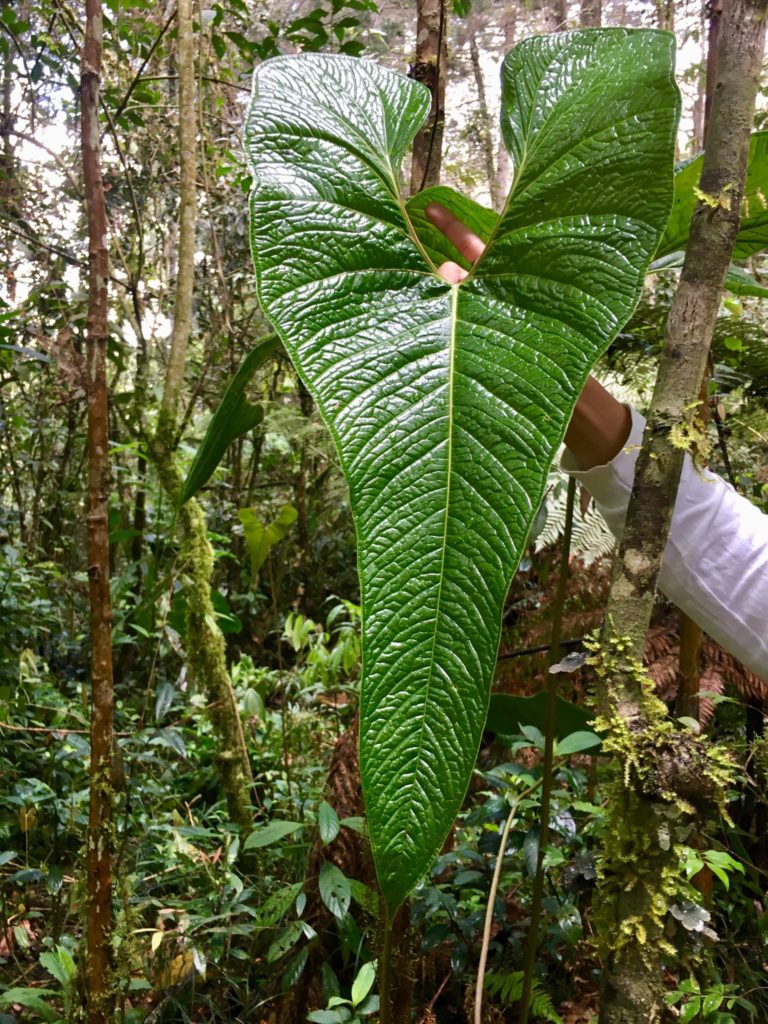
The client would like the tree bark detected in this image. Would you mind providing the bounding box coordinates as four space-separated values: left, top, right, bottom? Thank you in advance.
81 2 116 1021
161 0 196 426
150 0 255 838
467 22 502 209
409 0 447 194
595 1 767 1020
544 0 568 32
580 0 601 27
705 0 725 144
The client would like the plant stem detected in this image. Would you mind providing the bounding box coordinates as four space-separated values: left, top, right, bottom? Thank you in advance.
379 908 393 1024
519 475 576 1024
475 780 542 1024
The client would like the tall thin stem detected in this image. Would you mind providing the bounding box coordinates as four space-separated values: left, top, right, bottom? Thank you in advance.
81 1 115 1021
519 475 576 1024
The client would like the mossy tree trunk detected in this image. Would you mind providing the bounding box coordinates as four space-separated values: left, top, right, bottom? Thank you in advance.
150 0 254 837
594 1 768 1021
81 2 116 1020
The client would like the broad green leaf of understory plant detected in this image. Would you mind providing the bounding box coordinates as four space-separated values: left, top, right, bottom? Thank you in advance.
657 130 768 259
238 503 297 576
245 31 679 909
178 334 279 505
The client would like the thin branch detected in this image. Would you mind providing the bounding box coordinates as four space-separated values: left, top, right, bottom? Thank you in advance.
138 73 251 92
113 6 178 123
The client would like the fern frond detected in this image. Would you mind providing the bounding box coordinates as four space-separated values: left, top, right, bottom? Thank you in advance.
483 971 564 1024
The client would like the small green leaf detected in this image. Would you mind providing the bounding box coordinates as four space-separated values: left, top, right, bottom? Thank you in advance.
702 992 724 1017
253 880 303 929
179 334 279 504
267 920 304 963
680 997 702 1024
520 724 546 750
0 989 59 1023
318 801 341 845
239 504 298 576
244 819 303 850
39 948 75 988
351 960 377 1006
281 946 309 990
318 860 351 919
555 730 602 756
348 878 378 915
339 815 367 835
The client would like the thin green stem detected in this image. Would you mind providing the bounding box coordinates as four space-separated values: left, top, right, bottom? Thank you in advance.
519 475 576 1024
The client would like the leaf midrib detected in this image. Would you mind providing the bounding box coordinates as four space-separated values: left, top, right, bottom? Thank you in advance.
401 282 459 856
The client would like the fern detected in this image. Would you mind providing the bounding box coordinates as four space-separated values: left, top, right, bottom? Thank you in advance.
484 971 564 1024
535 472 616 567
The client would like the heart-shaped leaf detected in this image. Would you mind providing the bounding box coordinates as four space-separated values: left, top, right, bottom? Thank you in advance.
245 31 679 909
239 503 297 576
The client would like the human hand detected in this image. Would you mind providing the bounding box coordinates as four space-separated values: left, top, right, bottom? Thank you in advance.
424 200 630 470
424 202 485 283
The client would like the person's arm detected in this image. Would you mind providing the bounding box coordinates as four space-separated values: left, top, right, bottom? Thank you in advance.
562 408 768 678
425 201 768 678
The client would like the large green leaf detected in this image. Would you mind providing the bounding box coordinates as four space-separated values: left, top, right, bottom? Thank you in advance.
486 691 593 742
657 130 768 259
245 31 679 909
650 250 768 299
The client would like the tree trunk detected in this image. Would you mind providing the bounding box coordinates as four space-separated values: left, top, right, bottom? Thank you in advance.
409 0 447 194
544 0 568 32
495 8 516 199
81 2 116 1021
150 0 255 837
594 1 767 1020
677 0 724 715
467 22 502 209
705 0 725 144
580 0 601 27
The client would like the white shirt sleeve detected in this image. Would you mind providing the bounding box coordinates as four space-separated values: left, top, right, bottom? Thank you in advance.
560 408 768 679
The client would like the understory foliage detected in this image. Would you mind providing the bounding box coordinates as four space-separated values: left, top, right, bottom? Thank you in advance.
2 1 768 1023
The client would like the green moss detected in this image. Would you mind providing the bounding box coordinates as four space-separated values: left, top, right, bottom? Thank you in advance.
585 633 735 964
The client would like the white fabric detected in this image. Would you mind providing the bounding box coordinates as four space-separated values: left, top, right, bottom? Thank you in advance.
561 408 768 679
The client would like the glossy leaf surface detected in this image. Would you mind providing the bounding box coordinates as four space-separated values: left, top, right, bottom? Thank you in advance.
651 250 768 299
246 32 679 908
657 131 768 259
